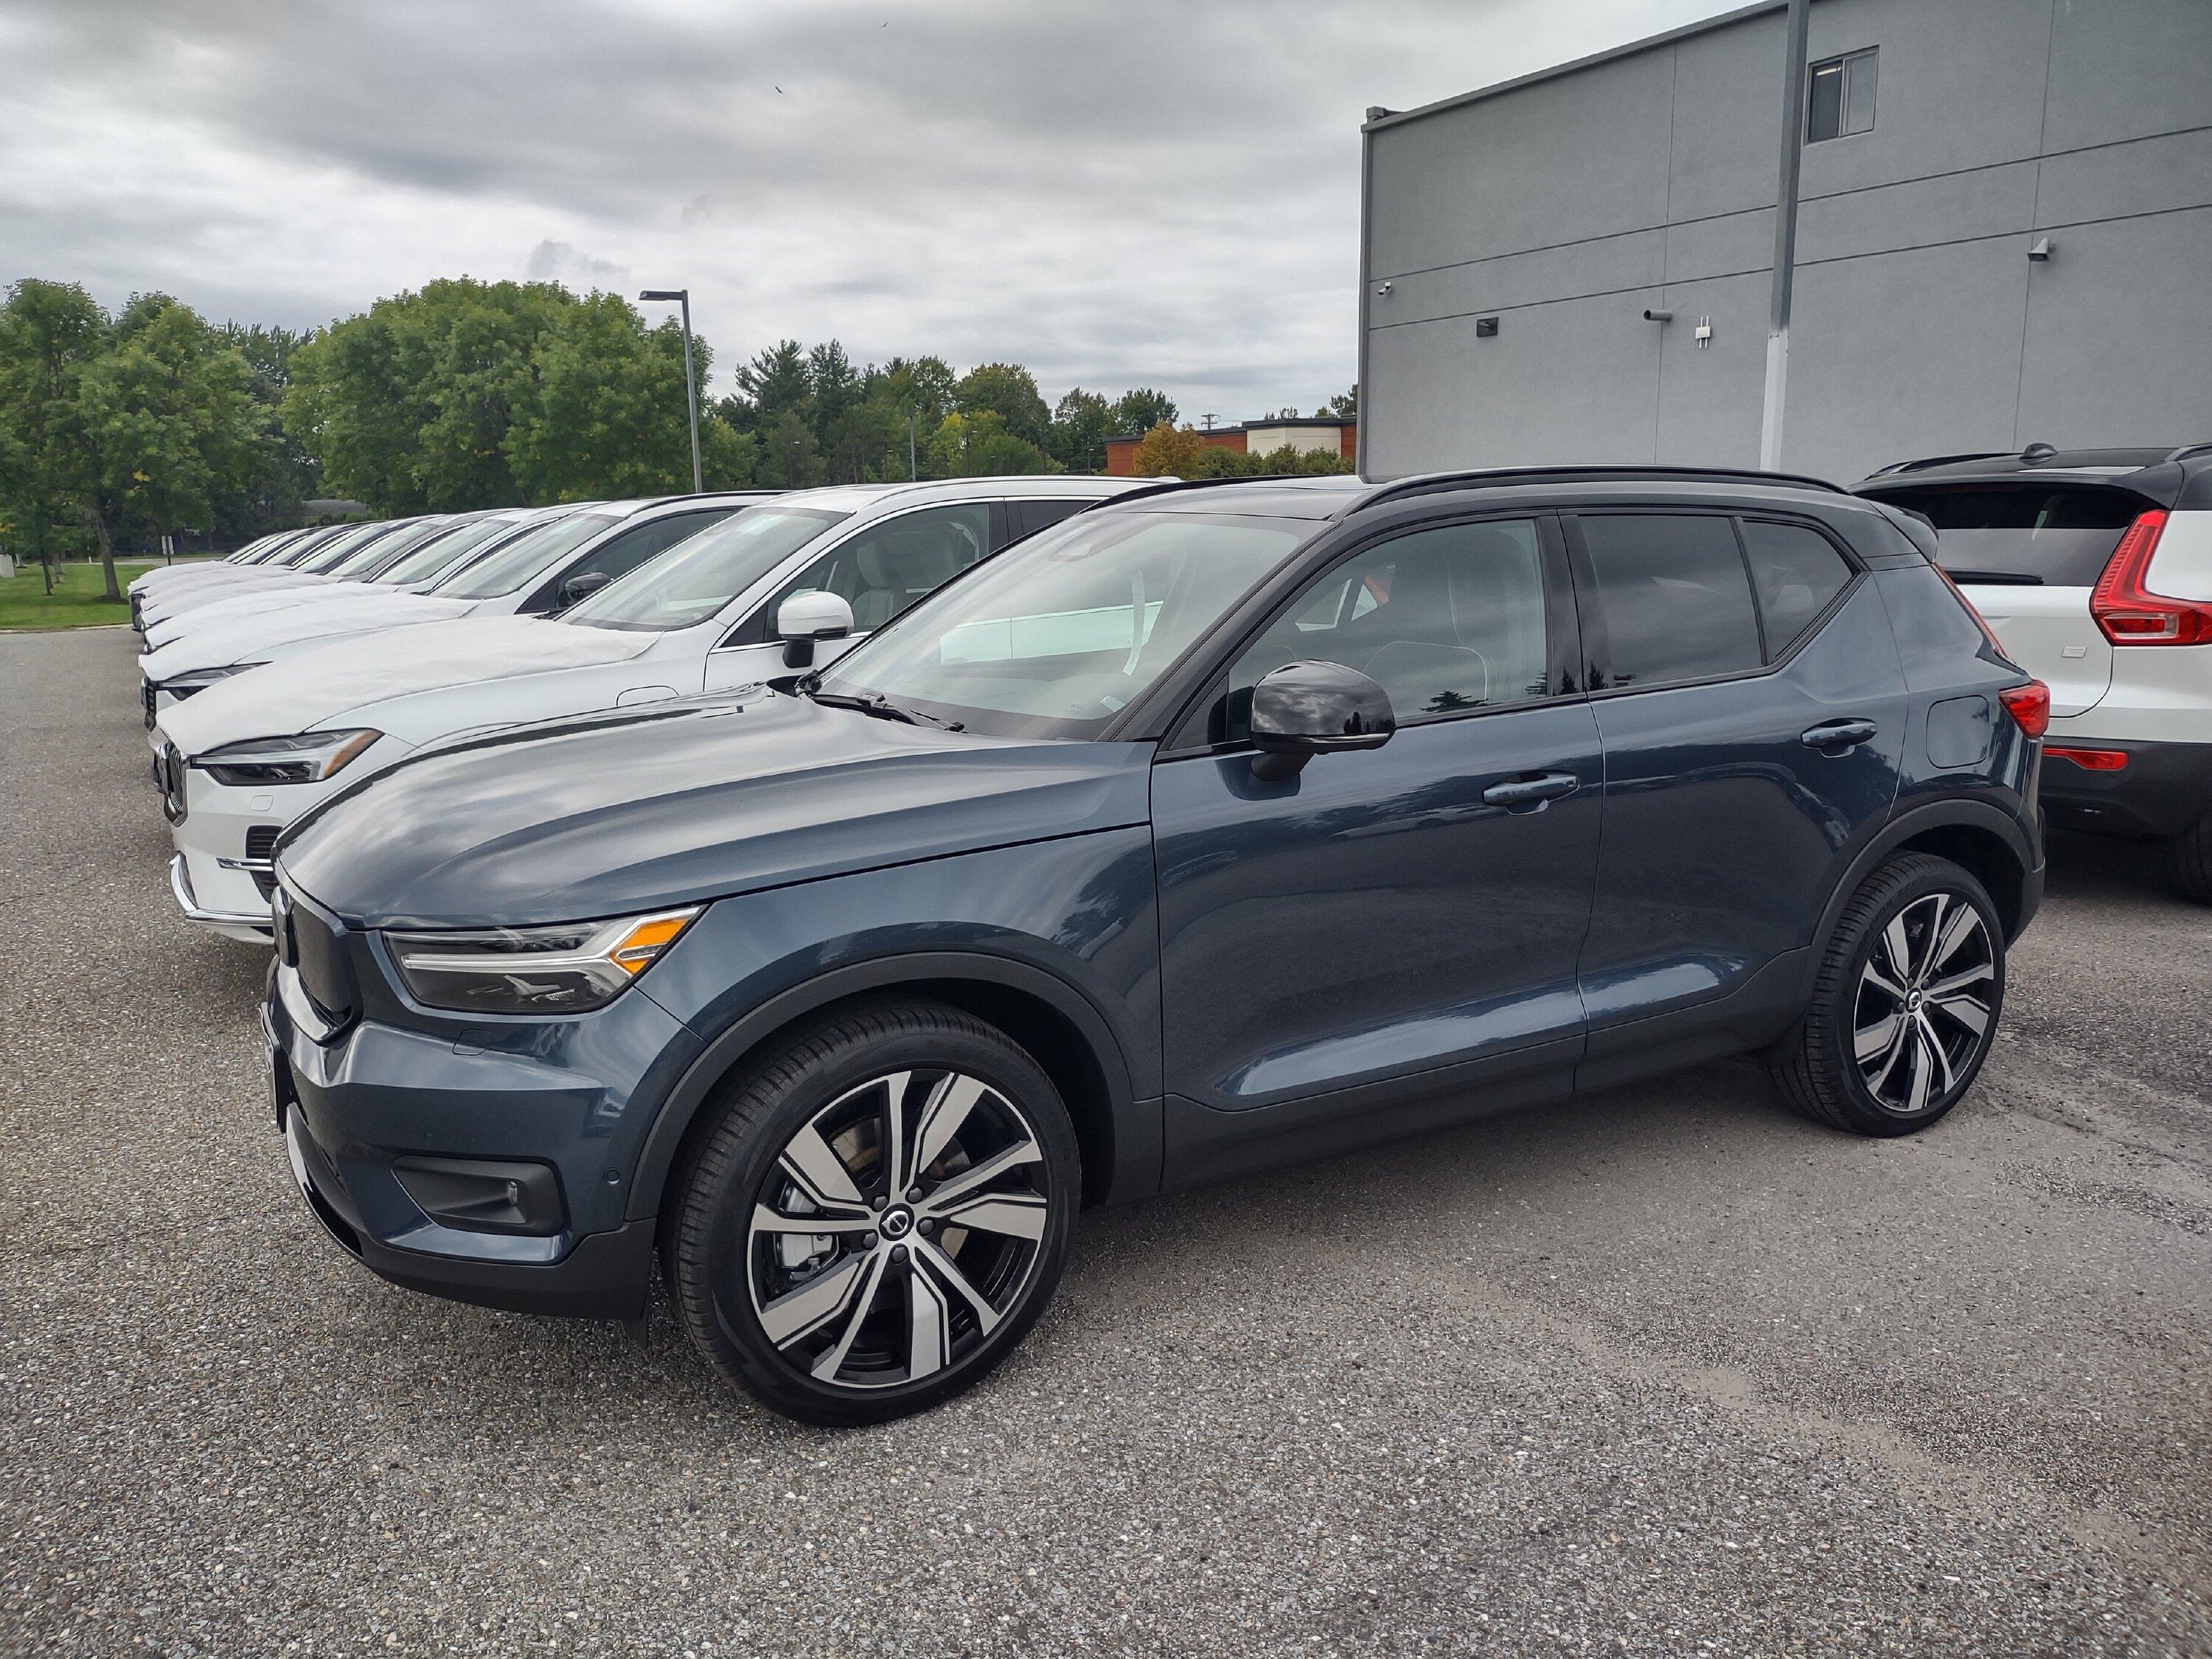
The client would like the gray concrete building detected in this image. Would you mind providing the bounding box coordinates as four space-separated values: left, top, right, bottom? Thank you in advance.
1358 0 2212 484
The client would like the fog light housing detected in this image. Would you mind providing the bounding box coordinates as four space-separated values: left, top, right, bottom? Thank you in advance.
391 1156 565 1236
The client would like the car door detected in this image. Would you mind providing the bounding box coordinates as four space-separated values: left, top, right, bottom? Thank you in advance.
1152 512 1603 1186
1565 509 1907 1080
703 501 999 691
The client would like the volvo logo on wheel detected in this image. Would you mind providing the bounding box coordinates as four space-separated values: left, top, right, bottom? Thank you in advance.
878 1206 914 1240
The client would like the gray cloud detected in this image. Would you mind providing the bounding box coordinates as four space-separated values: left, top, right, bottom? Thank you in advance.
0 0 1727 415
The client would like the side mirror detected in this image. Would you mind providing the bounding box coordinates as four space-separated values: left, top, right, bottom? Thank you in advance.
776 590 855 669
1248 660 1395 782
558 570 612 608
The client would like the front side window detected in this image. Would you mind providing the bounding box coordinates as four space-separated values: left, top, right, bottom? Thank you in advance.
526 509 732 611
815 511 1305 740
750 503 994 639
1807 47 1877 143
1578 514 1764 689
434 512 625 600
1224 518 1551 739
563 506 849 633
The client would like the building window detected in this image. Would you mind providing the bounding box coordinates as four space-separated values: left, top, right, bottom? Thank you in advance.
1806 47 1877 143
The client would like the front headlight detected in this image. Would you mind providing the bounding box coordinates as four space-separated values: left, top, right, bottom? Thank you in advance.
386 908 700 1014
197 728 380 787
162 664 265 700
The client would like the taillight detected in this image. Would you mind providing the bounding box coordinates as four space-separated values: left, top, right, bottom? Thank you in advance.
1998 680 2049 738
2090 509 2211 644
2046 745 2128 771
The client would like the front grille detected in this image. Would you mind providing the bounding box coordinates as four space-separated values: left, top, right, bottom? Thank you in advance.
288 894 359 1035
142 678 157 730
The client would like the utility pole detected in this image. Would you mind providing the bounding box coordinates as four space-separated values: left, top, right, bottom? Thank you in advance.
908 409 918 480
639 288 703 493
1759 0 1811 472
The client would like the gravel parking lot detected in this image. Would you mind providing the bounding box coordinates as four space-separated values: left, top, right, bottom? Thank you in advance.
4 625 2208 1657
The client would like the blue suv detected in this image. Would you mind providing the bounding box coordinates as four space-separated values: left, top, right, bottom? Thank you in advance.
265 467 2048 1423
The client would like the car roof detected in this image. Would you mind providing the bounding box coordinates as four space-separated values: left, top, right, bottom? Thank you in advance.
765 476 1145 518
1855 444 2212 509
1101 465 1854 522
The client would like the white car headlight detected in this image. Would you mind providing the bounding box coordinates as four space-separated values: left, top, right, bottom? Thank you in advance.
385 908 700 1014
161 664 264 699
196 728 380 787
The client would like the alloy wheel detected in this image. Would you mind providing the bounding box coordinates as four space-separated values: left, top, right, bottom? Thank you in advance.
741 1068 1051 1391
1851 891 1995 1114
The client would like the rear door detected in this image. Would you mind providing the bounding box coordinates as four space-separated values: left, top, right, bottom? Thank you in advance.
1869 483 2157 717
1567 509 1907 1059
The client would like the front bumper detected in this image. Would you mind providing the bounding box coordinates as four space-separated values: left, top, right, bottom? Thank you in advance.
261 903 701 1318
2037 737 2212 839
170 853 273 942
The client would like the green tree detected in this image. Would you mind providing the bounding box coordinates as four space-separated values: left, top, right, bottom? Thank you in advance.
756 409 824 489
71 294 261 596
955 362 1051 449
1321 384 1358 418
725 338 813 434
1128 422 1204 478
218 321 319 532
1048 388 1114 473
1113 388 1178 434
867 355 957 422
0 279 103 585
927 410 1055 477
506 294 709 500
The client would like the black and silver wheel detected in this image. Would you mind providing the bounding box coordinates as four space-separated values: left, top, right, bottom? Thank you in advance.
2169 807 2212 904
665 999 1079 1425
1767 852 2006 1135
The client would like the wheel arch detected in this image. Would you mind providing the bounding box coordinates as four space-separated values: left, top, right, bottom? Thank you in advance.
628 952 1145 1225
1823 799 2038 947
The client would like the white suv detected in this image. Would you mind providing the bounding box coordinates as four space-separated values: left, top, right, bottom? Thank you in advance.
153 476 1141 939
1857 445 2212 901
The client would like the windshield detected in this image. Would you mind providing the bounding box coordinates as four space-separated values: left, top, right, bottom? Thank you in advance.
432 511 624 599
815 511 1306 740
265 527 344 566
295 521 403 574
328 518 443 579
563 505 849 632
375 515 523 585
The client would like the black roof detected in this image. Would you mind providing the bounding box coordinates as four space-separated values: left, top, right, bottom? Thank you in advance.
1106 464 1849 521
1855 445 2212 510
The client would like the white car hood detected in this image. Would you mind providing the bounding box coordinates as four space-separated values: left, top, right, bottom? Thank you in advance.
142 592 479 679
143 580 394 648
161 615 656 757
141 568 330 619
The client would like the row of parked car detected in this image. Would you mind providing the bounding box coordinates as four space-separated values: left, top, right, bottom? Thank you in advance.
127 448 2211 1424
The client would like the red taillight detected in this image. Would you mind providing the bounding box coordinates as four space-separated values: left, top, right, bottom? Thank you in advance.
2046 745 2128 771
2091 509 2211 644
1998 680 2050 738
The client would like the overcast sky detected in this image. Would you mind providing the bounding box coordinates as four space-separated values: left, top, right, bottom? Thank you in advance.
1 0 1734 418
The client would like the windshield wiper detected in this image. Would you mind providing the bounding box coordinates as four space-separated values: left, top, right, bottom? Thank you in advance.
808 688 963 731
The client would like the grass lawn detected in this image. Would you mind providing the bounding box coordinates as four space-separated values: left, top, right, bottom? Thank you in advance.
0 560 175 631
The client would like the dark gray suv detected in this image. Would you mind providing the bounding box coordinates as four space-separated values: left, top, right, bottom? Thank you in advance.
265 467 2048 1423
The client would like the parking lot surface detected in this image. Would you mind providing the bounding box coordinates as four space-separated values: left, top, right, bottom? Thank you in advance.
4 627 2208 1657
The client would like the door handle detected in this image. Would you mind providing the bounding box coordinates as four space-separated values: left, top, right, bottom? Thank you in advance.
1482 771 1581 811
1801 717 1878 751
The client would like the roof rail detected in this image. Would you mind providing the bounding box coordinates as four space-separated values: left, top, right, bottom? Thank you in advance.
1081 473 1317 507
1860 451 2011 479
1352 463 1846 513
2163 443 2212 464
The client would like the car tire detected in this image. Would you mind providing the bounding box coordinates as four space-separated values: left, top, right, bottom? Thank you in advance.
1766 853 2006 1137
2168 809 2212 904
663 998 1080 1426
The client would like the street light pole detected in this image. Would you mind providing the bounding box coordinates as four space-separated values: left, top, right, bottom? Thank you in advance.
639 288 703 493
1759 0 1811 473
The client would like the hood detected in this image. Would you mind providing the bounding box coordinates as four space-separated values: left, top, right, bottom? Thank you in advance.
142 580 395 648
141 592 477 679
279 689 1155 928
142 568 327 622
160 614 655 758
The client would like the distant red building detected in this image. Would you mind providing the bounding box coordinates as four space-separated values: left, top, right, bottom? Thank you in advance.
1104 415 1357 476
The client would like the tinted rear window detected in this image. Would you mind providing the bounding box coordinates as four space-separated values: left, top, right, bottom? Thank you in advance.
1871 484 2150 585
1577 513 1764 689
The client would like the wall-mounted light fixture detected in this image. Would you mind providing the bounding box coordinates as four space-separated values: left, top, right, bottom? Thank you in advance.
2028 237 2053 262
1376 280 1394 296
1644 308 1674 322
1475 316 1499 337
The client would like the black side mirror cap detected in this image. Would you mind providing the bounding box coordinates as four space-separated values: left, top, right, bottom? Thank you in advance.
559 571 613 608
1248 660 1395 781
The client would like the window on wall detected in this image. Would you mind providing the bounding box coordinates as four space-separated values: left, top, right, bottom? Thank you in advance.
1806 47 1877 143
